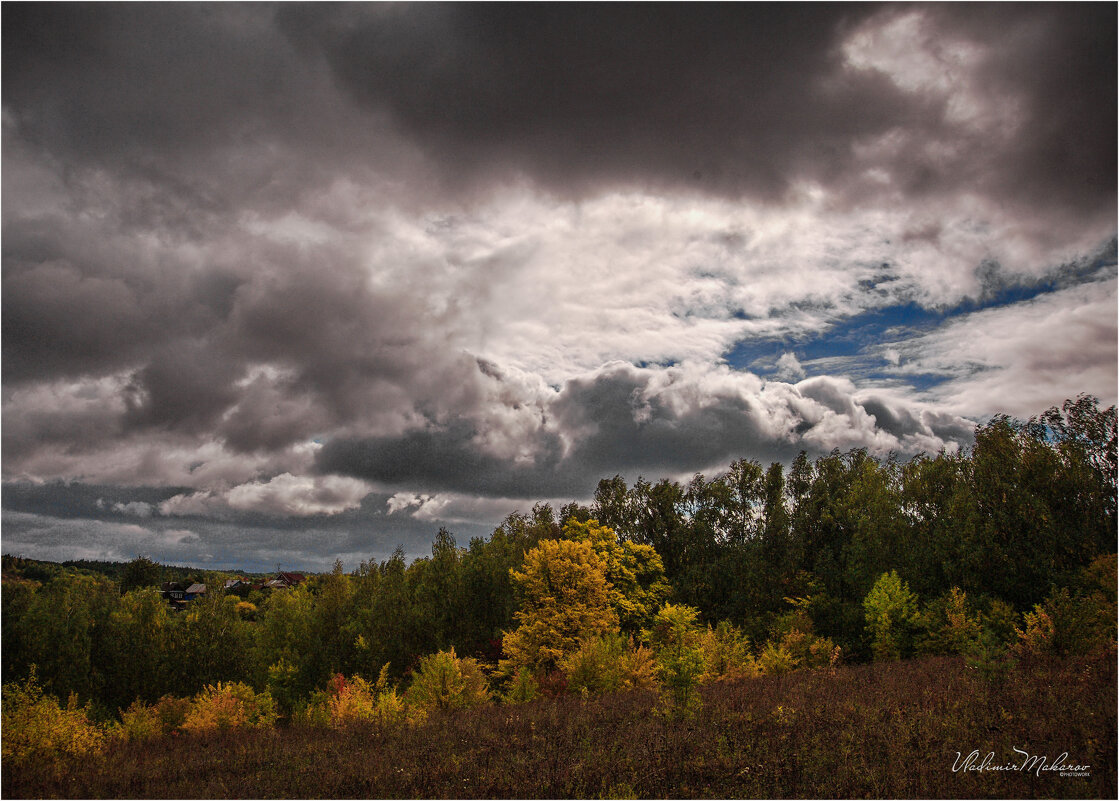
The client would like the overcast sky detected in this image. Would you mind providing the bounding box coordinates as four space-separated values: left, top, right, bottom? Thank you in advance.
3 3 1115 572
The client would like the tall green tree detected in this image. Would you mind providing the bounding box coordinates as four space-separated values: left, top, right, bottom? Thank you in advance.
170 592 253 696
761 461 791 567
119 556 163 595
349 547 420 678
309 560 356 682
102 587 172 709
15 573 118 705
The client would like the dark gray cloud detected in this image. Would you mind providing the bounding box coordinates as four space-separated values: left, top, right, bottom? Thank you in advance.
275 2 1115 217
922 2 1116 217
277 3 901 199
4 4 301 173
317 421 572 499
549 365 792 478
798 377 862 419
0 502 475 573
123 340 244 434
858 397 923 439
0 206 248 385
4 2 1112 216
317 363 964 500
2 481 186 522
1 478 492 570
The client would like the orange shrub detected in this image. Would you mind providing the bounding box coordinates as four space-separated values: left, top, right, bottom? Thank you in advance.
300 667 424 728
179 682 277 734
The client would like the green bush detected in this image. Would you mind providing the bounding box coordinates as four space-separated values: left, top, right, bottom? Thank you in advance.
647 604 706 715
563 636 625 697
1014 574 1116 659
118 699 163 742
863 571 919 661
757 640 797 675
265 658 301 717
405 648 491 710
916 587 982 656
504 667 541 704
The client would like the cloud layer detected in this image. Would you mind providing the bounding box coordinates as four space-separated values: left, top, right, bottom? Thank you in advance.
2 3 1114 570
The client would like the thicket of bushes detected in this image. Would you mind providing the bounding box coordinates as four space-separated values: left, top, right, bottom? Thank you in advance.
5 652 1115 799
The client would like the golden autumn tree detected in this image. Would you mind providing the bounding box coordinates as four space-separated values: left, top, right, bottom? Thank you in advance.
561 518 670 632
499 538 619 677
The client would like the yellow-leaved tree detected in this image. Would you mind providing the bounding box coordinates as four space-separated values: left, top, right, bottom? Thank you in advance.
561 518 670 633
499 538 619 678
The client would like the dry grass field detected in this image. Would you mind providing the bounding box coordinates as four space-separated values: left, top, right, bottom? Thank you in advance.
4 651 1114 799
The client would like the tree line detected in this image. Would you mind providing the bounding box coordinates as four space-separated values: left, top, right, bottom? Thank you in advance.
2 395 1115 724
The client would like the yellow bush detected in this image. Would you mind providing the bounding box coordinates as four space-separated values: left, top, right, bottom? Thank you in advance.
567 634 660 695
179 681 277 734
699 621 759 682
2 670 107 766
757 641 797 675
1013 607 1056 657
327 674 377 726
294 691 333 728
618 637 660 691
371 686 423 726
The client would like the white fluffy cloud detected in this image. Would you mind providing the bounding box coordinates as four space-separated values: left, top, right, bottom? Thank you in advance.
223 473 372 517
885 277 1117 418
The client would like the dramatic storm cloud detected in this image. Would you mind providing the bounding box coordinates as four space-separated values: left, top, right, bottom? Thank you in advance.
3 3 1115 571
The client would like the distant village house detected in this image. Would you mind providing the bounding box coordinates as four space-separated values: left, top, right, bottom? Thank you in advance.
160 572 305 609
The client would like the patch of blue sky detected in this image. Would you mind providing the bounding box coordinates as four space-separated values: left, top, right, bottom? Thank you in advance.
864 372 947 393
635 358 680 370
966 240 1116 312
724 302 949 381
724 238 1116 391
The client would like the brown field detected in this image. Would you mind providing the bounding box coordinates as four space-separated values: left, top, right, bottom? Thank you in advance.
4 651 1115 799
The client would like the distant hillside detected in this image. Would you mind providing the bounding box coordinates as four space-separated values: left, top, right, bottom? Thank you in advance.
1 554 280 586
